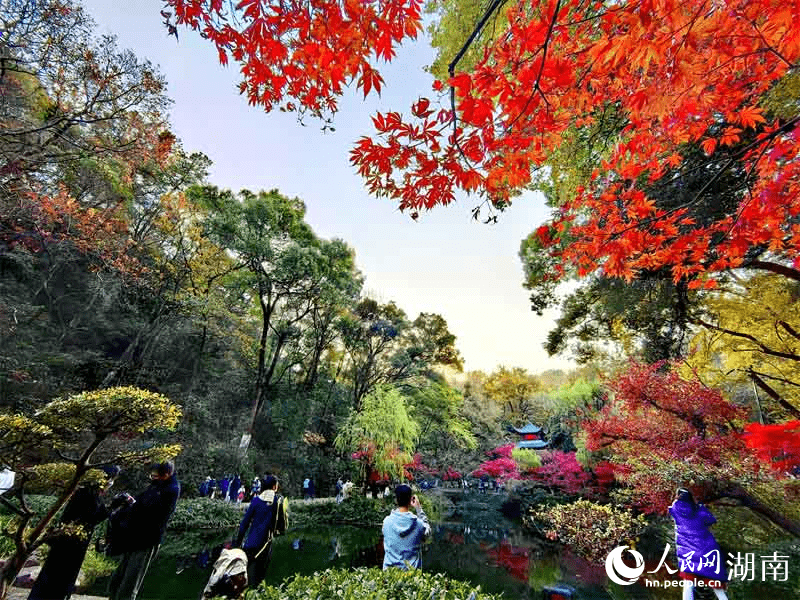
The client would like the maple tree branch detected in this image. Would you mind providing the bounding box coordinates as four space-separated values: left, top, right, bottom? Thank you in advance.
505 0 562 132
748 17 794 67
742 260 800 282
746 369 800 389
637 391 705 435
591 429 652 448
691 316 800 362
748 369 800 419
447 0 508 79
778 320 800 341
562 1 625 27
598 114 800 249
446 0 508 164
720 129 774 240
671 1 711 62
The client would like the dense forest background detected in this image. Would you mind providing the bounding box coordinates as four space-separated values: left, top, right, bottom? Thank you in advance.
2 2 798 542
0 0 602 497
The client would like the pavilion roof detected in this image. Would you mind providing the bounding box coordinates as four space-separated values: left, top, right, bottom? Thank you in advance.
516 440 549 449
509 422 542 435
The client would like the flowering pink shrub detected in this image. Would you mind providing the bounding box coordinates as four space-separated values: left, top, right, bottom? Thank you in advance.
490 444 514 458
529 451 592 495
472 457 520 480
593 460 616 488
404 453 439 480
442 467 462 480
472 444 521 480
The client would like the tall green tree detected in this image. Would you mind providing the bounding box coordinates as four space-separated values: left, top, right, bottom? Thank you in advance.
191 186 352 445
334 385 420 484
338 300 463 409
407 378 476 466
542 275 690 365
685 274 800 420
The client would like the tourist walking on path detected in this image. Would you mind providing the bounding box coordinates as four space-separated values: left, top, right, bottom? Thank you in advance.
107 461 181 600
250 476 261 501
335 478 344 503
220 476 230 502
28 466 118 600
382 484 430 570
669 488 730 600
235 475 288 588
230 475 241 502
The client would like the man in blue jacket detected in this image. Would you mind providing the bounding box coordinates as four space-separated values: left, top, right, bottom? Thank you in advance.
236 475 288 587
108 461 180 600
382 484 430 570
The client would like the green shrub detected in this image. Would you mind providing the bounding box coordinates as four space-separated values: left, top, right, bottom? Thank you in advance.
511 448 541 472
168 498 244 530
0 515 16 558
530 500 647 563
289 495 394 528
1 495 61 558
79 548 117 589
0 494 57 520
245 567 504 600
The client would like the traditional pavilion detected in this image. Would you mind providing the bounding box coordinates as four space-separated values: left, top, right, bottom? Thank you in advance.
509 422 549 449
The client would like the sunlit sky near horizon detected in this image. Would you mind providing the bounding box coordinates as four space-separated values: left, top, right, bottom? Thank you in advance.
84 0 576 375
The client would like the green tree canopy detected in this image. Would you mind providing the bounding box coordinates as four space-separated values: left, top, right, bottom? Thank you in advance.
335 385 420 482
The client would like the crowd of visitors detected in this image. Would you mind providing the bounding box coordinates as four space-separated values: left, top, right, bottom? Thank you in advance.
19 465 734 600
198 474 248 502
198 474 333 502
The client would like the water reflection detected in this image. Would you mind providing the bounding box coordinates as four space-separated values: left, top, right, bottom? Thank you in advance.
88 520 799 600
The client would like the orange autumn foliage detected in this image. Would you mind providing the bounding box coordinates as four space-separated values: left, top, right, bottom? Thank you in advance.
172 0 800 283
351 0 799 282
165 0 423 118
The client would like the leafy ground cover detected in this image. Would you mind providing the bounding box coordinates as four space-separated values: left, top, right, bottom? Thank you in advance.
168 498 244 531
246 567 503 600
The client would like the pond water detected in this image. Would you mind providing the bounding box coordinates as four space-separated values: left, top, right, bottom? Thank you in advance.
88 501 800 600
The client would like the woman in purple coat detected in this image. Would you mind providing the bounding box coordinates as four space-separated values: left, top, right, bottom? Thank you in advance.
669 488 730 600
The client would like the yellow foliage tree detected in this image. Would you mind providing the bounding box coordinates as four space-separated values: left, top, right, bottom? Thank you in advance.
685 274 800 420
483 366 542 424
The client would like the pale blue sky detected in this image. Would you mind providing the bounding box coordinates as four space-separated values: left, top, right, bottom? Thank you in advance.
84 0 575 375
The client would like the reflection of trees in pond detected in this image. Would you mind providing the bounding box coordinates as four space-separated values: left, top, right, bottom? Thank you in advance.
424 530 530 598
92 517 800 600
484 541 529 582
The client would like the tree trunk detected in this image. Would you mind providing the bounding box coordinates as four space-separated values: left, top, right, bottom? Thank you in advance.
721 485 800 537
0 553 27 600
748 371 800 419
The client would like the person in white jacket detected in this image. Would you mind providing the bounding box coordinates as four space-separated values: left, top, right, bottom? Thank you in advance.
382 484 430 569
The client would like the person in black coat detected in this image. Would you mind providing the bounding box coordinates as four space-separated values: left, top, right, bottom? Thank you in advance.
108 461 180 600
28 467 118 600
